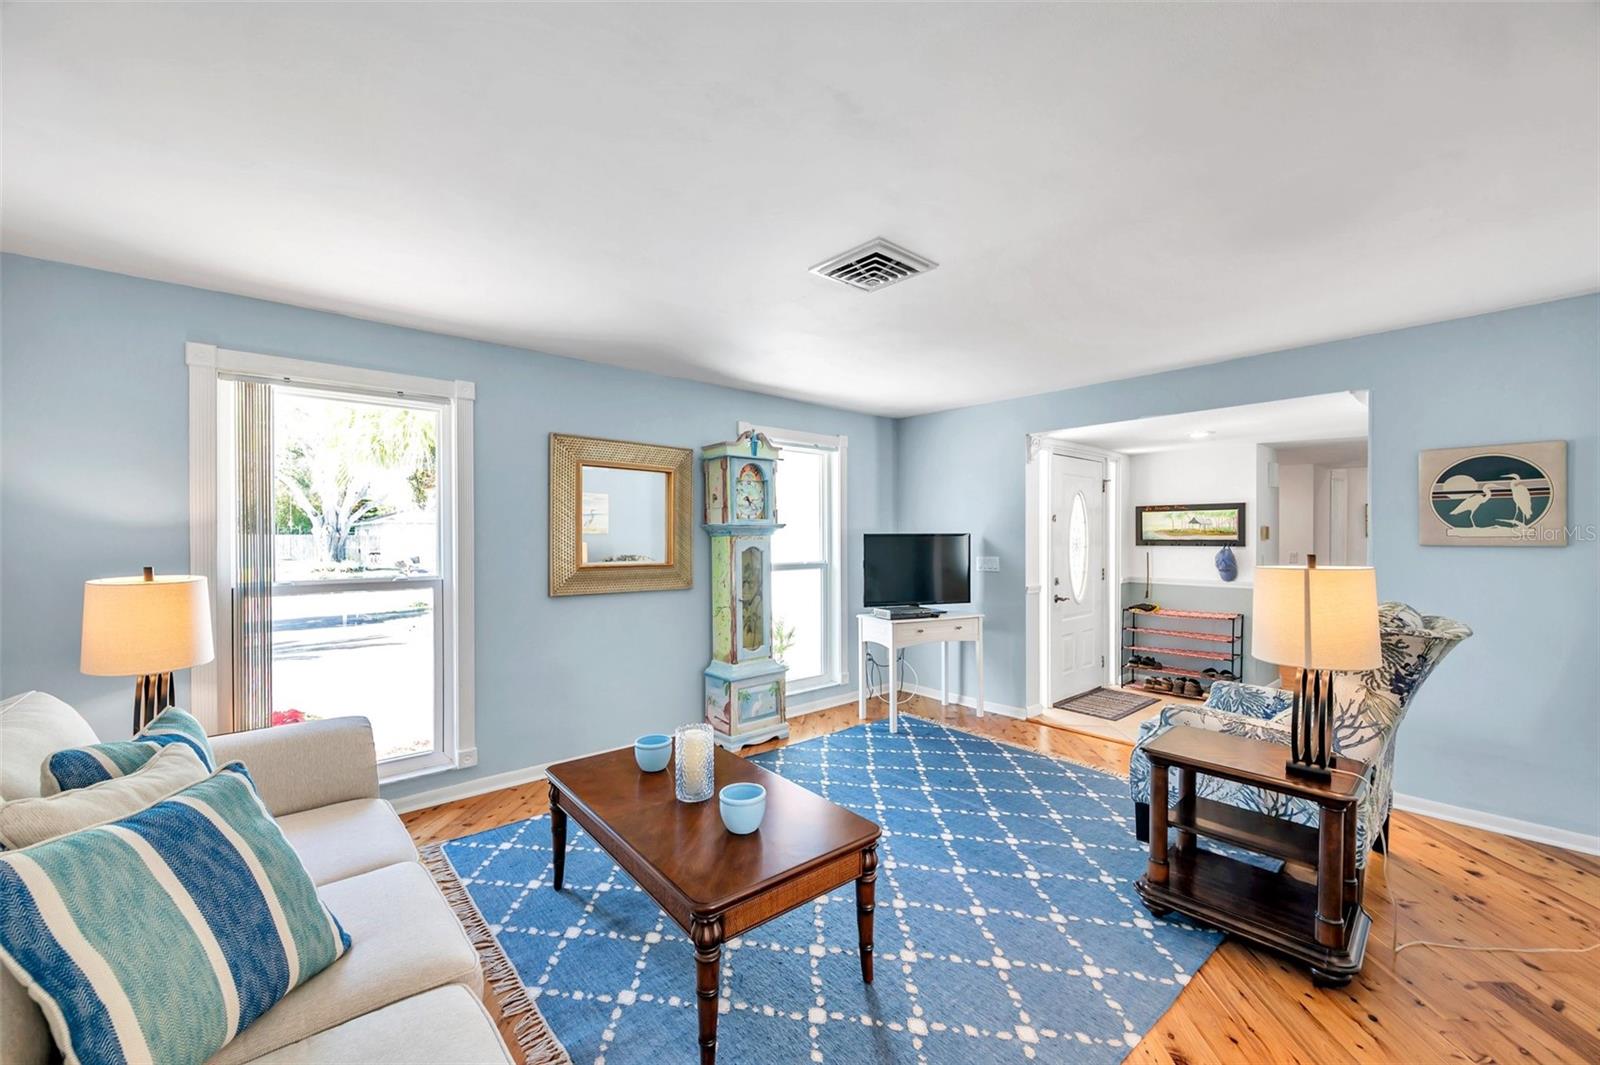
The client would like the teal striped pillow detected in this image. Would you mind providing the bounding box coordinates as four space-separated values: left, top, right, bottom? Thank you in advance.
0 762 350 1065
43 707 215 794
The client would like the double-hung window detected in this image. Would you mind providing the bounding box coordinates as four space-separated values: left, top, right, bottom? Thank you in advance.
188 344 475 781
739 423 847 694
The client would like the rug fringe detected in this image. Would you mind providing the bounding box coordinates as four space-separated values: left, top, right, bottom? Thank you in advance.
421 844 572 1065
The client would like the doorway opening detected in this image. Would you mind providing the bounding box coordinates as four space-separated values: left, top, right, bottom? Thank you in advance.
1024 390 1370 744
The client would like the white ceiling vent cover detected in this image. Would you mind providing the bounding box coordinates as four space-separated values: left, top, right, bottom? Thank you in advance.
809 238 938 292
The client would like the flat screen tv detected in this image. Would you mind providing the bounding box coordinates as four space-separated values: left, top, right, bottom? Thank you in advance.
863 533 971 608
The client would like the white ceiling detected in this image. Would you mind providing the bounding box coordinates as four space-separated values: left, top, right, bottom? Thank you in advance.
1051 391 1368 455
1273 440 1370 469
3 3 1595 417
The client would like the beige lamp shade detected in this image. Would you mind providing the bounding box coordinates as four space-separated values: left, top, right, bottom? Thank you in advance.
81 574 215 677
1252 565 1381 672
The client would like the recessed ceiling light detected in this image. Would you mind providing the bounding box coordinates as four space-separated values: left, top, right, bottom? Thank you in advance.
1188 429 1214 440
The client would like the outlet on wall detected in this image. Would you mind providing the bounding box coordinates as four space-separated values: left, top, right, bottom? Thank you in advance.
976 556 1000 572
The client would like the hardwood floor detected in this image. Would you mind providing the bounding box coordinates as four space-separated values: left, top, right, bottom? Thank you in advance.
404 697 1600 1064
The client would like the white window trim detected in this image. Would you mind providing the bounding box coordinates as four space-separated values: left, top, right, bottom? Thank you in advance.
738 421 848 695
187 342 476 781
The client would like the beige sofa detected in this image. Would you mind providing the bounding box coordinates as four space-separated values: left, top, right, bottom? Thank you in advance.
0 692 513 1065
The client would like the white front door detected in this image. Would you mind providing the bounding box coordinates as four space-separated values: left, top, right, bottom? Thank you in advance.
1049 454 1105 703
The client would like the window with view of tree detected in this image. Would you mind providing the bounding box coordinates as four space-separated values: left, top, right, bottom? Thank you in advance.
742 424 846 693
190 342 475 782
269 390 445 762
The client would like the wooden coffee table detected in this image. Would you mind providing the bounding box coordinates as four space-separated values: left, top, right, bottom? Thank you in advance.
545 746 881 1064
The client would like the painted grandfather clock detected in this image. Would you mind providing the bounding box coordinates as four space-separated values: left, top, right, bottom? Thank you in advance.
703 430 789 750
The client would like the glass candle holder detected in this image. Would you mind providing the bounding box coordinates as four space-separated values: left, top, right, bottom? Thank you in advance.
674 723 716 803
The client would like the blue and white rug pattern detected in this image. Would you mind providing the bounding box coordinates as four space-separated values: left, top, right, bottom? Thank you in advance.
439 719 1223 1063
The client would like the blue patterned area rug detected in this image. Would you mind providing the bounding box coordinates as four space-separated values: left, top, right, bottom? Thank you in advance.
433 719 1223 1064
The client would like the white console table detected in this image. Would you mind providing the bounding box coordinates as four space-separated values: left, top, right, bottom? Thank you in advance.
857 611 985 733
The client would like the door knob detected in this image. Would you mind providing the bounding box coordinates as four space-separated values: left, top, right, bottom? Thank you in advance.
1054 594 1070 603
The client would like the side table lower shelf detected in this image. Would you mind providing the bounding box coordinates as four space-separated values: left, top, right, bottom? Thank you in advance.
1136 846 1371 985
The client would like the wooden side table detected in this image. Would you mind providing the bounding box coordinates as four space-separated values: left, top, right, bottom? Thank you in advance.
1134 725 1372 986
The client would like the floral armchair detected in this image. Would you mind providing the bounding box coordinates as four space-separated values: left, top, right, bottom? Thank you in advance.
1129 603 1471 868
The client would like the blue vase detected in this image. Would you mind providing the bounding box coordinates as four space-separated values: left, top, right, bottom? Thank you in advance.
1214 545 1238 582
634 734 672 772
719 782 767 835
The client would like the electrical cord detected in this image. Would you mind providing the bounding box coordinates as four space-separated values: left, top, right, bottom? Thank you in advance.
865 651 916 704
863 649 920 706
1323 764 1600 961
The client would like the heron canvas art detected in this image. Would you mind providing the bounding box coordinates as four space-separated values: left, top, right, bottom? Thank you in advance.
1419 440 1567 546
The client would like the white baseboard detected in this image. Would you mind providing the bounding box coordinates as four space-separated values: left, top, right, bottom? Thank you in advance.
787 691 854 718
903 684 1029 720
1393 792 1600 856
787 687 1030 722
389 742 632 815
389 694 869 812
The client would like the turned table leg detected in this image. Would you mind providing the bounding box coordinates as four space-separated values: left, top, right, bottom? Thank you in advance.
548 783 567 891
1316 804 1347 949
856 844 878 983
1343 802 1359 909
692 915 724 1065
1147 759 1170 887
1176 767 1197 858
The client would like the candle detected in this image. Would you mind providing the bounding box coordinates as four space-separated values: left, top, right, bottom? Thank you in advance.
675 724 715 802
682 733 707 791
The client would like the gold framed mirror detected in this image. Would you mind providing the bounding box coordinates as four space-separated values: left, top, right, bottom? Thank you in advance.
549 433 693 596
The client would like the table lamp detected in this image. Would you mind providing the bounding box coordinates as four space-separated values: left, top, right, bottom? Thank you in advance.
82 567 215 733
1252 557 1380 781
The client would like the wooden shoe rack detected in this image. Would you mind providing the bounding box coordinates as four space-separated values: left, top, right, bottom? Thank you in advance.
1122 607 1244 696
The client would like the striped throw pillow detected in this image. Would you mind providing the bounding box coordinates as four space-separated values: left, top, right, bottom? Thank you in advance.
0 762 351 1065
43 707 215 794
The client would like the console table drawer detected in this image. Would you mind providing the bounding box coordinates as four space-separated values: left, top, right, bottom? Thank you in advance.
896 617 976 646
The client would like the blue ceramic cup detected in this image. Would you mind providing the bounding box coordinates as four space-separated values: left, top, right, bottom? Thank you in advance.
718 782 767 835
634 733 672 773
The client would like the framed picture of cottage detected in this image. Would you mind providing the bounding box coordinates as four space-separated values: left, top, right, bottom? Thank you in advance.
1419 440 1567 547
1135 502 1247 546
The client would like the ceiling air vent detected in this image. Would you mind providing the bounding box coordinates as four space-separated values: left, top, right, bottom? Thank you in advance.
809 237 938 292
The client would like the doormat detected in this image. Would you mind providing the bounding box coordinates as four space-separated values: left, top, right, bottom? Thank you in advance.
1052 687 1158 721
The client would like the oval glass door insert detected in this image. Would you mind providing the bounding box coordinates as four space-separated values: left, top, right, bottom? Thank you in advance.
1068 491 1089 601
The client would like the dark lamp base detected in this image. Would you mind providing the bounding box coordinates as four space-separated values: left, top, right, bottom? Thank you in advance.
134 671 176 733
1285 759 1334 782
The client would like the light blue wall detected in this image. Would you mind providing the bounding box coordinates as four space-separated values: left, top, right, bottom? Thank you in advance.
4 254 1595 836
897 295 1599 836
0 255 897 801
